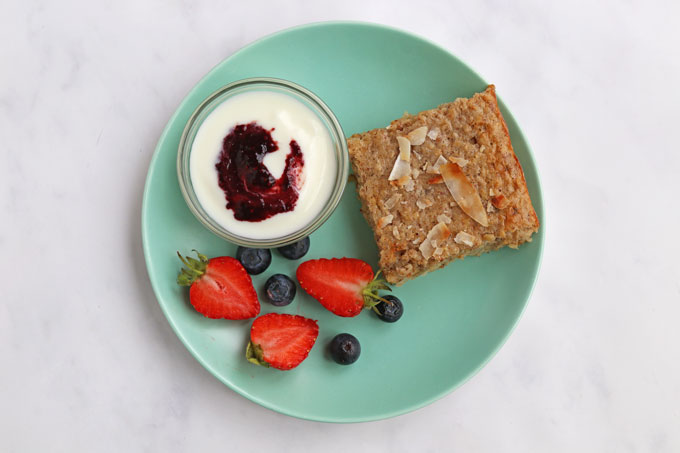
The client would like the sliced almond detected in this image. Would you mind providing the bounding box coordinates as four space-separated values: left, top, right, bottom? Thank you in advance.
427 128 440 140
416 199 429 210
448 156 469 167
433 247 444 256
388 158 411 181
437 214 452 224
454 231 475 247
439 162 489 227
407 126 428 146
491 194 509 209
396 136 411 162
377 214 394 229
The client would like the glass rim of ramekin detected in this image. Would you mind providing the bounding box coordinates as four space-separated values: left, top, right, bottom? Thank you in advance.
177 77 349 248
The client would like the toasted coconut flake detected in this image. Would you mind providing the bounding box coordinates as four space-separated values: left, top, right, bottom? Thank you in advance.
407 126 428 146
403 179 415 192
384 193 401 210
427 175 443 184
487 201 495 213
392 226 400 239
489 188 495 196
491 194 509 209
439 163 489 227
416 199 429 210
429 222 451 242
377 214 393 229
427 128 440 140
419 239 435 259
419 222 451 260
428 155 449 174
390 174 411 188
454 231 475 247
437 214 452 224
396 136 411 162
388 157 411 181
433 247 444 256
448 156 469 167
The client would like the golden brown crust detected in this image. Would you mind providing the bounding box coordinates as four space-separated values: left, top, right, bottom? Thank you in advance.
347 85 539 285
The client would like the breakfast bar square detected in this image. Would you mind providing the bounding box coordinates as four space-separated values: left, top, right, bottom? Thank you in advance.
347 85 540 285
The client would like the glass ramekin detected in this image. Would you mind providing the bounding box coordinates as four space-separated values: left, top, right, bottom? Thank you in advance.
177 77 349 248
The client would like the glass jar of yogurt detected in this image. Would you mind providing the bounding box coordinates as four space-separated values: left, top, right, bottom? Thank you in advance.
177 78 348 248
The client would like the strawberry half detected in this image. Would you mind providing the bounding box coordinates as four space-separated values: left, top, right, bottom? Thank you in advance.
177 250 260 320
246 313 319 370
296 258 391 317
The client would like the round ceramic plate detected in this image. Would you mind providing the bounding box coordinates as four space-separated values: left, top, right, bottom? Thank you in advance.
142 22 544 423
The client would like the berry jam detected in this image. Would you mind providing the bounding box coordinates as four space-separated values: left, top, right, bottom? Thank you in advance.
215 122 304 222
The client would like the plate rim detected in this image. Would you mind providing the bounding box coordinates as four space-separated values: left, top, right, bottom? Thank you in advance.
141 20 545 423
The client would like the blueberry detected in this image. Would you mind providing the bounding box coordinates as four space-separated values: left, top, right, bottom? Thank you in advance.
236 247 271 275
329 333 361 365
374 295 404 323
277 237 310 260
264 274 296 306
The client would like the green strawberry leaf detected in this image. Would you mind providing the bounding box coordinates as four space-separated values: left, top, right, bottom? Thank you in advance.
245 342 269 368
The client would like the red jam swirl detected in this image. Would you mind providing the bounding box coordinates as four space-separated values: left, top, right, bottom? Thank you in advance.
215 122 304 222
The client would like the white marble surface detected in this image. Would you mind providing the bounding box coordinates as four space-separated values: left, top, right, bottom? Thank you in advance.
2 0 679 451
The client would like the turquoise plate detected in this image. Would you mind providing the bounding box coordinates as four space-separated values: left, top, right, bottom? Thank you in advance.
142 22 544 423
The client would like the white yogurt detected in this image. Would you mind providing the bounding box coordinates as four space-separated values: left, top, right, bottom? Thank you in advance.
190 90 337 240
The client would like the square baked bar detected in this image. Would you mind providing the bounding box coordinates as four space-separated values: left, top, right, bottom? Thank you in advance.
347 85 539 285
